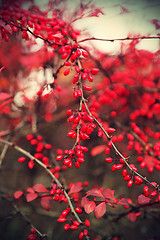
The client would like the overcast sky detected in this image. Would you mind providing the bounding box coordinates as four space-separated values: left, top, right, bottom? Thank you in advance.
35 0 160 53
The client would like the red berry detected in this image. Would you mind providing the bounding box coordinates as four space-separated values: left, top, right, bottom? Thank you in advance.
75 161 80 168
83 229 88 236
85 219 90 227
127 179 133 187
45 143 52 149
75 66 80 72
18 157 26 163
91 68 99 75
57 216 66 222
83 85 92 91
124 175 131 181
28 160 34 169
70 225 78 230
88 74 94 82
134 176 143 183
64 69 70 76
73 220 80 226
26 134 33 140
64 61 71 66
64 223 70 230
56 155 63 161
75 207 82 213
79 232 84 240
82 51 88 58
27 234 36 240
30 228 36 234
105 157 113 163
107 127 116 133
105 147 110 155
61 209 69 217
122 169 127 177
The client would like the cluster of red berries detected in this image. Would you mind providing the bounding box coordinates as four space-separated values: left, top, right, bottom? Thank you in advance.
57 206 90 239
56 144 88 168
18 134 52 169
27 228 37 240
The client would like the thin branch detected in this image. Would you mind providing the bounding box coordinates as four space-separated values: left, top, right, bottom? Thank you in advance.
113 201 160 222
81 98 160 193
0 192 47 238
0 18 61 47
78 36 160 44
0 139 89 240
0 143 8 167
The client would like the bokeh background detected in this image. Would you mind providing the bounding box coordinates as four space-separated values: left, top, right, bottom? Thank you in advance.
0 0 160 240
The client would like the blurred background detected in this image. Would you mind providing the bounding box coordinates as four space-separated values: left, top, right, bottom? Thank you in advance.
0 0 160 240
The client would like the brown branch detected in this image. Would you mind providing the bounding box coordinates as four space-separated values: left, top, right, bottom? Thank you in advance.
81 97 160 193
78 36 160 44
0 192 47 239
0 18 61 47
0 138 89 240
113 200 160 222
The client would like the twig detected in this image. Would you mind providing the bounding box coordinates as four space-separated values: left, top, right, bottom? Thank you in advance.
113 201 160 222
0 143 8 167
81 97 160 193
78 36 160 44
0 138 89 240
0 192 47 238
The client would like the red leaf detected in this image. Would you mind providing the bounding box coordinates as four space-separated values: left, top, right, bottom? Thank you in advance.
0 92 12 101
0 20 6 28
84 200 96 214
27 187 35 193
86 188 104 198
26 192 38 202
0 21 12 35
4 24 12 35
118 198 129 207
68 184 82 195
102 188 115 200
151 19 160 30
40 196 52 211
81 196 88 206
87 8 104 18
137 195 151 204
120 6 130 14
90 145 106 156
128 212 137 222
14 191 23 199
94 202 106 218
33 184 48 193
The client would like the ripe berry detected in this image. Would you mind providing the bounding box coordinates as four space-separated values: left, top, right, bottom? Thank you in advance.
57 216 66 222
75 207 82 213
107 127 116 133
79 232 84 240
18 157 26 163
91 68 99 75
105 157 113 163
83 85 92 91
85 219 90 227
30 228 36 234
27 234 36 240
70 225 78 230
122 169 127 177
64 69 70 76
64 223 70 230
56 155 63 161
127 179 133 187
82 51 88 58
28 160 34 169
